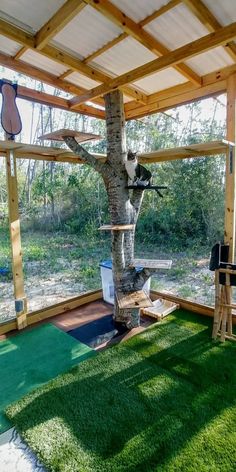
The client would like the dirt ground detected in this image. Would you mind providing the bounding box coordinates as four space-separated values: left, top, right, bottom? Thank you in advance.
0 250 215 324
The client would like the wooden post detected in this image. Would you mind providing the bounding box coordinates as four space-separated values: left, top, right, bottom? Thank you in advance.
224 74 236 262
6 149 27 329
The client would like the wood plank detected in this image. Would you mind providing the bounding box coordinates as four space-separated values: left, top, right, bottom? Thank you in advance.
116 290 153 309
183 0 236 61
84 32 128 64
139 0 182 27
131 259 172 269
0 18 146 105
0 140 232 165
138 140 233 163
0 52 105 118
125 80 227 120
5 150 27 329
83 0 201 86
224 74 236 262
99 224 135 231
35 0 86 50
70 21 236 107
38 129 102 142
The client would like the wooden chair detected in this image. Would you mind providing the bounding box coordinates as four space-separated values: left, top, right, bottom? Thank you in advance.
210 243 236 341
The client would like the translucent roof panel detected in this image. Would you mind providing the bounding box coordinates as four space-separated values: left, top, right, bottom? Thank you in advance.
0 35 21 56
144 3 210 50
20 50 68 77
66 72 101 90
133 68 188 95
91 37 156 76
110 0 169 23
0 0 66 32
52 5 122 60
185 47 234 75
204 0 236 26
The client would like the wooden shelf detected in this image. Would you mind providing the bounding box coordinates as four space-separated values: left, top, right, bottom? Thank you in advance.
130 259 172 269
99 224 135 231
38 128 102 142
139 140 235 164
116 290 153 309
0 140 233 165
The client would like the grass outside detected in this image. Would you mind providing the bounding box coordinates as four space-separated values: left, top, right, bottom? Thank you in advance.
0 226 216 322
6 310 236 472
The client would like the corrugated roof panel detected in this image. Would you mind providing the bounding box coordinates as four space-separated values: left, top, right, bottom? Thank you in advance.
91 37 156 76
110 0 168 23
66 72 101 89
0 35 21 56
144 3 209 50
52 5 122 60
204 0 236 26
20 50 68 76
0 0 66 32
133 68 188 94
185 46 234 75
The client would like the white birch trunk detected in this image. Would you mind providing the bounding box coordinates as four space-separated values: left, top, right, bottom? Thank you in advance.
64 90 155 328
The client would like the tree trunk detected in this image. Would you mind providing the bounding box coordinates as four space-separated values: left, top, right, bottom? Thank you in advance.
64 90 154 329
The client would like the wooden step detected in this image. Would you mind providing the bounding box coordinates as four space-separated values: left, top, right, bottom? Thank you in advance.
99 224 135 231
130 259 172 269
116 290 153 309
38 128 102 142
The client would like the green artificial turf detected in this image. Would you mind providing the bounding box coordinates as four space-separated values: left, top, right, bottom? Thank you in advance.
0 323 94 433
6 311 236 472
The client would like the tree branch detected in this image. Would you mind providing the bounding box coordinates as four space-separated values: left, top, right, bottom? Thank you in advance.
63 136 105 173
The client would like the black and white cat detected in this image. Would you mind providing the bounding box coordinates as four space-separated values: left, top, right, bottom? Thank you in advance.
125 150 152 186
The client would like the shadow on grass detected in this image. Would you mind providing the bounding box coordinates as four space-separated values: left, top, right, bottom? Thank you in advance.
6 312 236 471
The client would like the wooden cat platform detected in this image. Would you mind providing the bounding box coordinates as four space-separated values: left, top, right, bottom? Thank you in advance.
99 224 135 231
116 290 153 309
130 259 172 269
38 128 102 143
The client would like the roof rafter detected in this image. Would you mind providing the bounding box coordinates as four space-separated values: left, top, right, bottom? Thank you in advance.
83 0 181 65
0 18 147 104
70 21 236 108
139 0 182 27
183 0 236 61
0 51 105 116
125 63 236 120
17 84 104 119
35 0 86 50
83 0 201 85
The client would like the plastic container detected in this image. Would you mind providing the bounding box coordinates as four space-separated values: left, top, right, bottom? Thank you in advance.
99 259 151 305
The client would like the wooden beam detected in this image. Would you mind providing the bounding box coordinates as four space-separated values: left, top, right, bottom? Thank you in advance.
0 52 105 118
224 73 236 261
83 32 128 64
83 0 201 85
70 22 236 108
0 18 146 104
35 0 86 50
183 0 236 61
139 0 182 27
126 80 226 120
14 46 28 60
5 151 27 329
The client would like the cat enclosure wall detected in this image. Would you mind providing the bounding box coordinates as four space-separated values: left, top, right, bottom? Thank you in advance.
0 0 236 334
